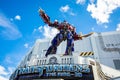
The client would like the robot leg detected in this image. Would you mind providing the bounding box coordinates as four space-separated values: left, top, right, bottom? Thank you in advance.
64 31 74 55
65 39 74 55
45 33 63 57
45 45 53 57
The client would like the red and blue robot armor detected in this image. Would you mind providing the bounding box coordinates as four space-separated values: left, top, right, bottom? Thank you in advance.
39 9 93 57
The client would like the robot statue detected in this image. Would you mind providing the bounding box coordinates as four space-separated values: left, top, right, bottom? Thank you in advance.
39 9 93 57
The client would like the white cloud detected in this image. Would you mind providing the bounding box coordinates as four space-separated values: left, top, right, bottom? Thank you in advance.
90 0 95 3
116 23 120 31
0 76 8 80
0 65 8 75
8 67 15 75
10 18 13 21
33 26 43 33
87 0 120 24
5 56 13 64
76 0 86 4
60 5 70 12
59 5 76 16
70 12 76 16
91 27 94 31
33 25 59 39
24 43 29 48
38 26 43 32
0 13 22 40
33 28 37 33
0 65 15 80
104 25 108 29
0 65 9 80
15 15 21 20
43 25 59 39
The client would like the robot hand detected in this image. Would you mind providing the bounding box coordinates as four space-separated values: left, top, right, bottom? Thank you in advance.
39 8 50 24
78 32 83 40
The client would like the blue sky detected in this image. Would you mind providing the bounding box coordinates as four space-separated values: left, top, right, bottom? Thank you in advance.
0 0 120 79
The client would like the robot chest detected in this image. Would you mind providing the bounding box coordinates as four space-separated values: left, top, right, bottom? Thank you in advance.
58 25 68 31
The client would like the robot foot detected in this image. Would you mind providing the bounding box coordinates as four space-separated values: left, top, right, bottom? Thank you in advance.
63 53 69 56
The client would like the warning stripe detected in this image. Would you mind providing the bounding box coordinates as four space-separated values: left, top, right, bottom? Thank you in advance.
80 52 94 56
80 52 84 56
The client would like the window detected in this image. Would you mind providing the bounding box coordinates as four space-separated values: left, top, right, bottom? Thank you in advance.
42 60 44 65
37 60 39 65
27 51 32 61
62 58 63 64
67 58 69 64
45 60 46 64
40 60 41 65
65 58 66 64
113 59 120 70
70 58 72 64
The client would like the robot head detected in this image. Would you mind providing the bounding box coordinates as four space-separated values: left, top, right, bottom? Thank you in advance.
62 20 69 25
63 20 66 22
63 20 68 23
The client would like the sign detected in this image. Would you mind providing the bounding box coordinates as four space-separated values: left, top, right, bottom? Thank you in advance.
106 43 120 48
49 56 57 64
10 64 93 80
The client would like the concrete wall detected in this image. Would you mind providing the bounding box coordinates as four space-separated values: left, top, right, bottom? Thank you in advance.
19 31 120 70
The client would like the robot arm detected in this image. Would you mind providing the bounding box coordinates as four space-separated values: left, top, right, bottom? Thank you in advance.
73 32 94 41
73 33 83 41
39 9 59 28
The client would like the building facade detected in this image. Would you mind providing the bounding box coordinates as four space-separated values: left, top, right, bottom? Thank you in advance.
10 31 120 80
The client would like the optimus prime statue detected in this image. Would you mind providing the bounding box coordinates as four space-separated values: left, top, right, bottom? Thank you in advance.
39 9 93 57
